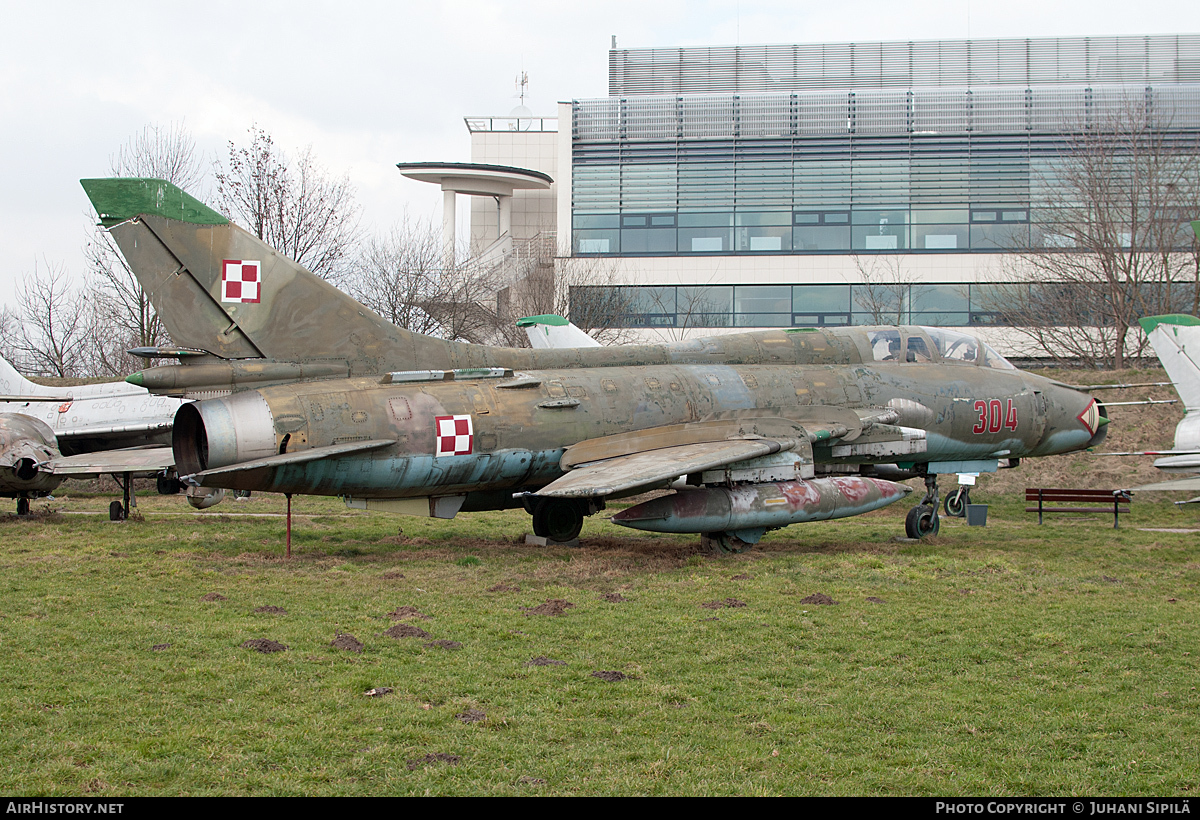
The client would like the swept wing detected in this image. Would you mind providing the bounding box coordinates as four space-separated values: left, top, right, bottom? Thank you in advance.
44 446 175 476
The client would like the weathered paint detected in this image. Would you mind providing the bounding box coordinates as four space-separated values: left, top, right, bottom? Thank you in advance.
0 414 63 498
610 476 911 534
177 358 1100 500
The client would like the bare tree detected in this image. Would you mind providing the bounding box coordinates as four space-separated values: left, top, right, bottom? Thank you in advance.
340 217 503 343
344 222 639 347
491 239 638 346
215 125 361 281
852 254 916 325
0 306 30 373
10 262 93 378
110 121 205 192
990 97 1200 368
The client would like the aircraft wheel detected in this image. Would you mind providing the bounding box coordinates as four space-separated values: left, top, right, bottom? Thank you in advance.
943 488 969 518
16 498 30 516
531 499 584 542
905 504 940 539
109 500 125 521
701 531 754 555
157 475 182 495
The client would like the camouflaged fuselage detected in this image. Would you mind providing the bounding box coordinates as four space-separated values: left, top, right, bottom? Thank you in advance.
178 359 1097 501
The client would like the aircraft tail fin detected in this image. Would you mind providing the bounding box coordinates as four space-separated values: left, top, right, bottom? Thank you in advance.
0 356 51 398
1139 315 1200 411
80 178 475 374
516 314 602 349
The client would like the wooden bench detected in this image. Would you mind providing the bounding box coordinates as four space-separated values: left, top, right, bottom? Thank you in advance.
1025 488 1133 529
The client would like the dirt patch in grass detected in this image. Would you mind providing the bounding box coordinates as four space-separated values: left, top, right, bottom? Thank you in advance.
866 596 887 604
379 535 432 547
241 639 287 653
151 643 170 651
457 709 486 723
601 593 627 603
731 573 753 580
331 633 363 653
254 605 287 614
407 753 460 770
591 670 626 682
701 598 746 609
200 593 226 602
488 583 521 593
525 657 567 667
799 593 839 605
382 623 431 639
425 640 462 650
387 605 430 620
381 571 405 580
364 687 393 697
523 599 575 616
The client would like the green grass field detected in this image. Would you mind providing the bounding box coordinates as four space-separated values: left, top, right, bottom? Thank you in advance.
1 489 1196 796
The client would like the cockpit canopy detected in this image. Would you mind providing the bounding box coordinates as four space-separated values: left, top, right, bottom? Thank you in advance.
864 327 1016 370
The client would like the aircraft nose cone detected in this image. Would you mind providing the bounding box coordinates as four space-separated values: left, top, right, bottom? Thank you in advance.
1081 398 1108 448
1037 386 1106 455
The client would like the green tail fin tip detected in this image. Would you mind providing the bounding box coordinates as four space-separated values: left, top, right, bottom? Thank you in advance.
1138 314 1200 334
80 178 227 228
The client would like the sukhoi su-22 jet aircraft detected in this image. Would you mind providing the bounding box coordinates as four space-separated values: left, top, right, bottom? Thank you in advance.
81 177 1106 550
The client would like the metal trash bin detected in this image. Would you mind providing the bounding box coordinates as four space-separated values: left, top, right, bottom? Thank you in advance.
965 504 988 527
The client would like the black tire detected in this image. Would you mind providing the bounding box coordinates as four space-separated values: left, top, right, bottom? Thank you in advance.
905 504 940 538
157 475 182 495
109 500 125 521
531 499 584 542
700 531 754 555
943 489 969 518
16 498 30 516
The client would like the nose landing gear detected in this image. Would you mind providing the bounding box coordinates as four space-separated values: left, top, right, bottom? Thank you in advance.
943 487 970 518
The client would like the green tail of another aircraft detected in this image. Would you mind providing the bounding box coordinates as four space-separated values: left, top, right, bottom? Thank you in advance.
81 177 496 379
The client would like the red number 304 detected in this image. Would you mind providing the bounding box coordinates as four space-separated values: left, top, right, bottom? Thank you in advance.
974 399 1019 434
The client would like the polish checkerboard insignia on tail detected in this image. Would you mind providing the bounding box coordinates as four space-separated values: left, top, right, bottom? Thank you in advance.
222 260 261 303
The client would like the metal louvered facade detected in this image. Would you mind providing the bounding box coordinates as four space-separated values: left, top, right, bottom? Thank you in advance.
608 35 1200 96
567 36 1200 260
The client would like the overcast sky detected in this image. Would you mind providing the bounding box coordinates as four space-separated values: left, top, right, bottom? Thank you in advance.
4 0 1200 305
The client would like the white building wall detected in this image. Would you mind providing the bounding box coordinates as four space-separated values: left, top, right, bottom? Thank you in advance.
468 130 558 254
561 251 1004 289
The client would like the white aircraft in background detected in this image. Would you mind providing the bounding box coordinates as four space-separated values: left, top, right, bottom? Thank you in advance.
1127 314 1200 499
0 355 222 517
516 314 601 350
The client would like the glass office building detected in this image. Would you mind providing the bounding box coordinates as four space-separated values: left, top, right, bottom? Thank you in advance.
558 36 1200 332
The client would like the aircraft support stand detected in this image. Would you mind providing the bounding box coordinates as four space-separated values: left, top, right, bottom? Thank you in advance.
285 493 292 559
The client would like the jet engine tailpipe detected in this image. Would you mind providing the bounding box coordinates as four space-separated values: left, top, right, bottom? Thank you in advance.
173 392 276 475
610 476 912 534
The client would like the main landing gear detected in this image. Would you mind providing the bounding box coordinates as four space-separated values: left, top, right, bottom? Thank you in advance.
526 497 600 543
109 471 135 521
905 473 941 539
700 531 759 555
